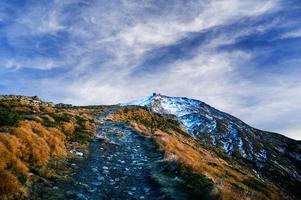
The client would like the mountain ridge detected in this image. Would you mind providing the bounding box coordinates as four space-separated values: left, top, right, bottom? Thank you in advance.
122 93 301 197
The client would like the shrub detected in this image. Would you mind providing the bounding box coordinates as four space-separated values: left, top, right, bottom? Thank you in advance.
49 113 71 122
155 161 215 200
72 130 91 143
0 109 24 126
242 178 267 194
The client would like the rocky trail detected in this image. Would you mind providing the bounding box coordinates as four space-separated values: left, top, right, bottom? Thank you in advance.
32 108 166 200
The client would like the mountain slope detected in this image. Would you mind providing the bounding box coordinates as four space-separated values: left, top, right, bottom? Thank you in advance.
109 106 283 199
123 93 301 198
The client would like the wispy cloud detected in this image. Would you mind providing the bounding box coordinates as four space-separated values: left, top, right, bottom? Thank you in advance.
0 0 301 139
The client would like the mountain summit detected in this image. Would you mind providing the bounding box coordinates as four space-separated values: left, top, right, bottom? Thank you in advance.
123 93 301 194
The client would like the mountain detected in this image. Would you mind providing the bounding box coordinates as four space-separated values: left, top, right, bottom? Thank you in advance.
123 93 301 196
1 94 300 200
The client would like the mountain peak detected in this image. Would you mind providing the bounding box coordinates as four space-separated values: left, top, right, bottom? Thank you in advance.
122 94 301 187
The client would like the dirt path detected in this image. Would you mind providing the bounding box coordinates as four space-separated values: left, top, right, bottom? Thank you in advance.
32 107 166 200
71 120 165 200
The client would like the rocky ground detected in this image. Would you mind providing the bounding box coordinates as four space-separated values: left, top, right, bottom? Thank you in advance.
31 108 166 200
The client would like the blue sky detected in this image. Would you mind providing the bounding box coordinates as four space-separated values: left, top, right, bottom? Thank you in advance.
0 0 301 139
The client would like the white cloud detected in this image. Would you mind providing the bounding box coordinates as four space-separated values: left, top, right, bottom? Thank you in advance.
2 0 301 139
280 28 301 39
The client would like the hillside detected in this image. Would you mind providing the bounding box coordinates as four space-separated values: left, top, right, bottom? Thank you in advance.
0 94 300 200
0 95 107 199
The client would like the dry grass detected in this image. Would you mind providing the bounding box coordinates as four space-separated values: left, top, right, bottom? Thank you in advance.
0 96 105 199
62 121 75 135
0 171 21 198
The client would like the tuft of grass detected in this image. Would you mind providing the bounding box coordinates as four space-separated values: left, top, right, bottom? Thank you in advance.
0 170 21 198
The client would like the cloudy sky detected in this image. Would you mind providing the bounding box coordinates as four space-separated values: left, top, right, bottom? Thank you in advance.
0 0 301 139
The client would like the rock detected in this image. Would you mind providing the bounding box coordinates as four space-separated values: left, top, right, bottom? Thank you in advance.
91 167 98 173
75 151 84 157
143 187 150 194
76 193 88 200
92 181 102 186
131 187 137 191
97 176 104 181
78 182 90 189
88 187 97 193
128 191 133 196
96 135 108 141
102 166 109 170
52 186 59 190
140 196 145 199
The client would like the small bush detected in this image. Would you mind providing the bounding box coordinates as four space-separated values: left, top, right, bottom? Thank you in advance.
0 110 24 126
72 131 91 143
49 113 71 123
155 161 215 200
242 178 267 194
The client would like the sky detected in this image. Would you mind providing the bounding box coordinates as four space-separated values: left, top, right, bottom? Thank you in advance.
0 0 301 140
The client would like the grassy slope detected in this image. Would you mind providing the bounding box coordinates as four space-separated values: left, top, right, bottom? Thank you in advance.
0 96 107 199
109 106 284 200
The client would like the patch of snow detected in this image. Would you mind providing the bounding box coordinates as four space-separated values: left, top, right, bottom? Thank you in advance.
254 148 267 162
275 146 285 153
205 114 213 120
238 137 247 158
120 96 153 107
244 136 254 160
210 134 217 145
208 120 216 132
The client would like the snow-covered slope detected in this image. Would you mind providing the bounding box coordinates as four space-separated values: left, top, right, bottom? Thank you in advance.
122 94 301 186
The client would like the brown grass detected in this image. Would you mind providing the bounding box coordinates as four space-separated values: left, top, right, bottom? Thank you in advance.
62 121 75 135
0 97 104 199
13 124 50 167
0 170 21 198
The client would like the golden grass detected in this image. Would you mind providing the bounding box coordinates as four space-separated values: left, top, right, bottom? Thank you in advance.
0 97 104 199
0 170 21 198
62 121 75 135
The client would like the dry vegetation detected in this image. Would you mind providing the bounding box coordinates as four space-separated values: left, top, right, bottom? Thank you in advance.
109 106 283 200
0 96 106 199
